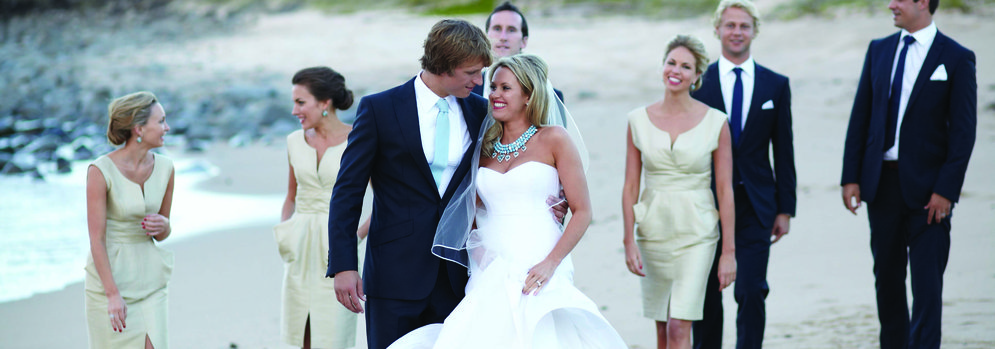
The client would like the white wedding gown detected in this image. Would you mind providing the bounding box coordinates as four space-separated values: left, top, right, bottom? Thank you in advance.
389 161 627 349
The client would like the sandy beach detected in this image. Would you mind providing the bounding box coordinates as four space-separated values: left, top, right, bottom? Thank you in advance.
1 5 993 348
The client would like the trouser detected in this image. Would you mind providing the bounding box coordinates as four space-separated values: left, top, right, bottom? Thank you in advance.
694 184 770 349
365 262 463 349
868 165 950 349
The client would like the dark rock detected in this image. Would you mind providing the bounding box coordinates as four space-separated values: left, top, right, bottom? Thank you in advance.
70 124 103 140
227 130 254 148
8 134 33 150
13 119 45 133
56 157 71 173
1 151 37 174
168 116 190 135
23 133 61 154
0 151 11 169
222 86 277 104
0 117 14 137
74 144 94 160
258 103 287 127
186 139 207 153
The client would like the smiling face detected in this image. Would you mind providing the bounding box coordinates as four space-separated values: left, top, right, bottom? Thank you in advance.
888 0 931 32
487 10 528 59
137 103 169 147
662 46 701 93
488 66 530 123
292 84 330 129
716 6 755 63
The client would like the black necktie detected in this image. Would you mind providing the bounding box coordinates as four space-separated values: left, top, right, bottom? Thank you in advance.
885 35 916 151
730 67 743 145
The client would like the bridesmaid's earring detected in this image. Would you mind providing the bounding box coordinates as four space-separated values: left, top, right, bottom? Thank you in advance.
322 110 328 117
137 136 143 143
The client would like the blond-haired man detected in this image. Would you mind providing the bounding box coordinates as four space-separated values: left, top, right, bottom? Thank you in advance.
691 1 797 348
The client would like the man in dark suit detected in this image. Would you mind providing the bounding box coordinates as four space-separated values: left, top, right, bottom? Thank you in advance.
841 0 976 347
691 1 796 348
325 20 491 349
473 1 563 102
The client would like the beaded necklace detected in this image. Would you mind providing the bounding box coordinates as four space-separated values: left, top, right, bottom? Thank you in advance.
492 125 537 163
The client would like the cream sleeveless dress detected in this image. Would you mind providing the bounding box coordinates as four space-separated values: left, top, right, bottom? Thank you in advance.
273 129 356 348
84 153 174 348
628 107 725 321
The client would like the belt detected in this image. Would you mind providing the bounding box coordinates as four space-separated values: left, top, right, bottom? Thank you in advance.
883 160 899 169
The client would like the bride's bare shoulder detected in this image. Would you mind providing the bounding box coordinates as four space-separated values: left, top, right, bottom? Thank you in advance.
536 125 570 146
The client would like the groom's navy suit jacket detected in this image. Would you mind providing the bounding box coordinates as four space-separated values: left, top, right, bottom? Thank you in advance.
326 77 487 300
841 31 976 207
693 62 797 227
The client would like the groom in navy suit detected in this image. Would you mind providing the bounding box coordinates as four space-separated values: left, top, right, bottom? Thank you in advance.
325 20 492 349
841 0 976 348
691 1 796 348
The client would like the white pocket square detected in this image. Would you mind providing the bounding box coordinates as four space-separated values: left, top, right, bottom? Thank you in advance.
930 64 947 81
761 100 774 110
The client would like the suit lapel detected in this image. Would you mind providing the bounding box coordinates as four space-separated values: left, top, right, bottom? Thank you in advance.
741 63 768 145
875 33 902 102
392 78 438 191
905 31 946 114
702 64 726 113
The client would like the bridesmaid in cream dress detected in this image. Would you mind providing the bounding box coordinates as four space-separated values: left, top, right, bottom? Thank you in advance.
274 67 369 349
622 35 737 349
85 91 175 349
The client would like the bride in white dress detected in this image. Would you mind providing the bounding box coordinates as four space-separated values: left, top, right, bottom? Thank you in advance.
389 54 626 349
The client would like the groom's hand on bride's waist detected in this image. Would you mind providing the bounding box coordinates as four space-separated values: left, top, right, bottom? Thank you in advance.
334 270 366 314
547 189 569 224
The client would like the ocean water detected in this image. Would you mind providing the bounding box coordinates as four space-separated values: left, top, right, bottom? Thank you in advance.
0 157 283 303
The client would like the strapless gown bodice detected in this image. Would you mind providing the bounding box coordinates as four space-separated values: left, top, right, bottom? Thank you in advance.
388 161 626 349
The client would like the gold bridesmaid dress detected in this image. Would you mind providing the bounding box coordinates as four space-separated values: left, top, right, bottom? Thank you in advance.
627 107 726 321
273 129 356 348
84 154 174 348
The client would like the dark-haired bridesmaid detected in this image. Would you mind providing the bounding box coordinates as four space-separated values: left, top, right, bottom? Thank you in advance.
274 67 369 349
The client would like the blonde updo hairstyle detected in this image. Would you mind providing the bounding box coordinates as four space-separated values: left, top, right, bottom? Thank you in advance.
481 54 551 158
106 91 158 146
665 35 710 92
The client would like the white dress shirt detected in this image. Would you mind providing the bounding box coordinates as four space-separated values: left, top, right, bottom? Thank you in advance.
414 72 471 195
718 55 756 131
885 22 937 161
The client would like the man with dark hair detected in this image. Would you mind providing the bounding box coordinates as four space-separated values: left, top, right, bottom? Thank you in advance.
326 19 492 349
841 0 976 348
473 1 563 102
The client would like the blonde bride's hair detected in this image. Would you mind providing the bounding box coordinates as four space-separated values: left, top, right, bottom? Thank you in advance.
481 54 550 158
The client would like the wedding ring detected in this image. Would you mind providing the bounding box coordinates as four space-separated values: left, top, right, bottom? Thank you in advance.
110 314 116 319
536 280 543 286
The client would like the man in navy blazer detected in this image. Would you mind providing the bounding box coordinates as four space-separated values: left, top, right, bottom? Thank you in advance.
841 0 976 348
691 1 797 348
325 20 492 349
473 1 564 102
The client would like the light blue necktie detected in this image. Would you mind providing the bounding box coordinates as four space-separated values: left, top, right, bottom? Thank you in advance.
430 99 450 188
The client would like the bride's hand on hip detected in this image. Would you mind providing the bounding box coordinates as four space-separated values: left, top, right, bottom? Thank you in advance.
524 258 558 296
